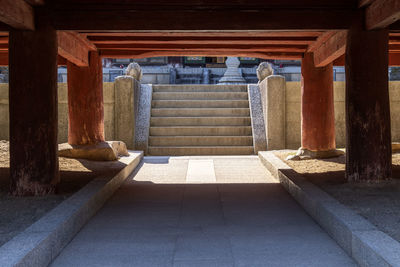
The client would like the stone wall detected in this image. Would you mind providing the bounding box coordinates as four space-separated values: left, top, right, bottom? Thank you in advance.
0 83 116 143
284 81 399 149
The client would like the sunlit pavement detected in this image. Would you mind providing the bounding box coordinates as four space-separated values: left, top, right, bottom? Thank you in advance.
51 156 356 267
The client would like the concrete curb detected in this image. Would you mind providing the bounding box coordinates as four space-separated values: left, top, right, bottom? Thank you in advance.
259 151 400 267
0 151 143 267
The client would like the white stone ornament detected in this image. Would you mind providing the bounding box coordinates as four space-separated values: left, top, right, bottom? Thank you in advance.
257 62 274 83
125 62 143 81
218 57 246 84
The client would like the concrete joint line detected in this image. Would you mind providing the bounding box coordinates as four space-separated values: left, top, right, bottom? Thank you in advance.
258 151 400 267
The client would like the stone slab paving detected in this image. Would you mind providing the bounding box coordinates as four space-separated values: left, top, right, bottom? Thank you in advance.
51 156 356 267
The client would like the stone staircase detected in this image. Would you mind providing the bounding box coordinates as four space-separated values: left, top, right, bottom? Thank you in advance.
148 84 254 155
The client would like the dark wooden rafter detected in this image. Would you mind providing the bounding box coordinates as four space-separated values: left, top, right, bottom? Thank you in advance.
100 50 303 60
95 43 307 53
0 0 34 30
366 0 400 29
312 31 347 67
358 0 375 7
87 36 318 46
51 10 355 31
57 31 96 66
24 0 45 5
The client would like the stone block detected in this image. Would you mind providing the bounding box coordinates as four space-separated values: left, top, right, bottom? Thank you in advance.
352 230 400 267
114 76 137 149
57 103 69 143
259 75 286 150
135 84 153 154
285 82 301 102
104 103 115 140
57 83 68 103
58 141 129 161
286 121 301 149
389 82 400 101
285 102 301 122
103 82 115 103
334 82 346 101
248 84 267 153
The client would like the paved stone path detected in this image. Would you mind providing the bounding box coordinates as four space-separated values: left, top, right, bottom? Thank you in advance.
51 156 356 267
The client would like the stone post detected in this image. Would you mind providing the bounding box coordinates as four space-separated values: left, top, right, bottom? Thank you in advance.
114 76 139 149
9 15 59 196
345 15 391 182
259 75 286 150
67 51 105 145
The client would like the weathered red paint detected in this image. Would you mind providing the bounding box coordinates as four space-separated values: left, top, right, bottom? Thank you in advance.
345 14 392 182
9 14 59 196
301 52 335 152
67 51 105 145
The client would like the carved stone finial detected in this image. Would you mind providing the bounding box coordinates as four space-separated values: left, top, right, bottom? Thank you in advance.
257 62 274 83
125 62 143 81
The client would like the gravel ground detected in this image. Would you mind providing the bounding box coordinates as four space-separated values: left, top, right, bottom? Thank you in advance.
275 150 400 243
0 140 126 247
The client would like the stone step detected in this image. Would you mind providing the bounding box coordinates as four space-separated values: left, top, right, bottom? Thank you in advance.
152 92 248 100
151 108 250 117
148 146 255 156
149 126 253 136
150 117 251 126
152 100 249 108
153 84 247 92
149 136 253 146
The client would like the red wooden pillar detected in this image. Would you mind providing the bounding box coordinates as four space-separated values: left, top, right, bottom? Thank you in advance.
301 53 336 152
345 17 391 182
67 51 105 145
9 17 59 196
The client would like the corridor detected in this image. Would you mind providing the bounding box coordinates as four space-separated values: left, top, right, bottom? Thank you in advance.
51 156 355 267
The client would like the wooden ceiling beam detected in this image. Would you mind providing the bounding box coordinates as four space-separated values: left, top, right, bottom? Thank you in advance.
313 31 347 67
52 9 354 31
83 32 324 38
57 31 96 67
366 0 400 29
24 0 45 5
359 0 375 7
50 0 357 9
0 0 34 30
95 43 307 53
99 49 303 60
87 36 317 45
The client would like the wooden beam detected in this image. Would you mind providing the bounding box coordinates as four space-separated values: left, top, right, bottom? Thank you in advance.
307 31 337 52
366 0 400 29
52 9 354 31
24 0 45 5
389 52 400 65
95 43 307 53
0 0 34 30
99 49 303 60
57 31 96 67
88 36 317 45
313 31 347 67
83 32 324 38
359 0 375 7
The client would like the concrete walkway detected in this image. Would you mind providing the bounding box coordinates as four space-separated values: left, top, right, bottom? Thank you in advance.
51 156 356 267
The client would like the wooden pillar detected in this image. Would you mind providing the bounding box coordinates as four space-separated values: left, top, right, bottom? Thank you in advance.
301 53 336 152
9 16 59 196
345 16 391 182
67 51 105 145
